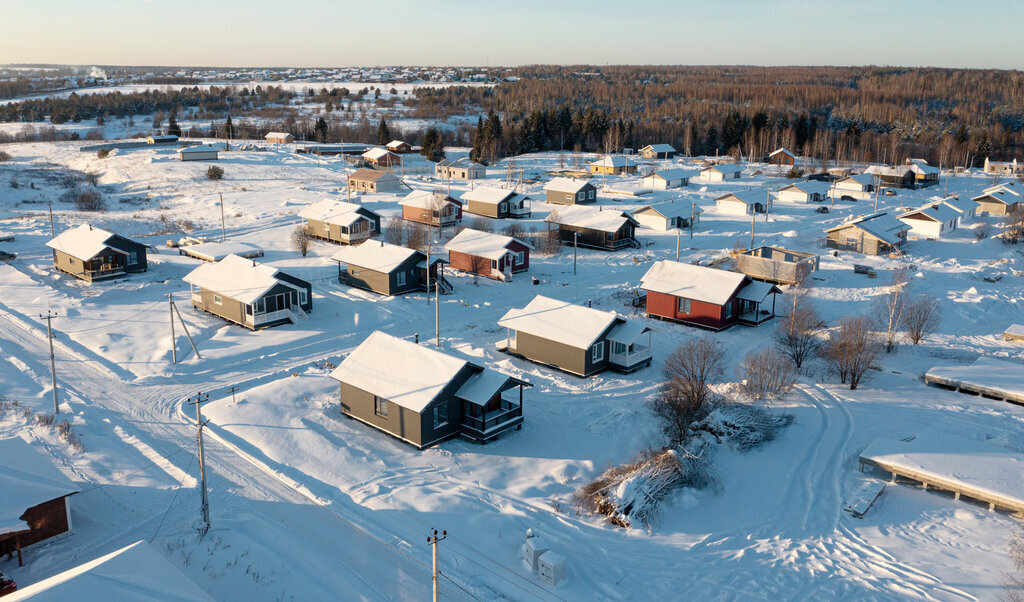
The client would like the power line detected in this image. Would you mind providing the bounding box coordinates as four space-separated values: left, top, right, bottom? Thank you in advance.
150 444 197 542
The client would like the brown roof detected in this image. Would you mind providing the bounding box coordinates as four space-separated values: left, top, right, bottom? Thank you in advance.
349 168 397 182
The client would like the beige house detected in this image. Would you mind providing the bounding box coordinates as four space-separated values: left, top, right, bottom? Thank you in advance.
265 132 294 144
824 212 910 255
972 183 1021 217
45 224 148 282
435 159 487 180
298 199 382 245
348 168 402 193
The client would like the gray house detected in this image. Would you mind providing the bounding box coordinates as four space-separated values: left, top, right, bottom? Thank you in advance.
299 199 382 245
331 241 450 296
184 254 312 329
543 178 597 205
498 295 652 377
46 224 148 282
735 246 820 285
330 331 530 448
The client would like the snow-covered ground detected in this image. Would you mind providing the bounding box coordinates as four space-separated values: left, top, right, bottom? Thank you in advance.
1 140 1023 599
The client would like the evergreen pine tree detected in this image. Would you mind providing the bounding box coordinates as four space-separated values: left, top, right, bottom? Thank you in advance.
225 115 234 140
167 112 181 137
376 118 390 145
315 117 328 142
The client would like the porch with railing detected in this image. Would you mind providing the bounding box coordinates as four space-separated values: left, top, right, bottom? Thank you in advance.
460 389 523 441
610 343 652 370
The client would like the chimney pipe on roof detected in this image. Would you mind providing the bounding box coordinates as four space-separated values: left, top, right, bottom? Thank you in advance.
252 259 256 267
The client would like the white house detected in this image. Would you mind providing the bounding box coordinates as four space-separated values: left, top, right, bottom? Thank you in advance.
630 203 703 231
937 195 977 224
177 143 223 161
983 157 1023 176
832 173 875 200
641 168 697 190
715 189 771 215
699 163 743 182
776 180 831 203
898 203 961 240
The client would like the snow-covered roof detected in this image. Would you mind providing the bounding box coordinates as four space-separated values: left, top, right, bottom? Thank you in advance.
445 228 530 260
909 162 940 176
643 168 697 181
498 295 626 350
938 195 976 215
631 203 703 220
716 189 769 206
973 186 1020 203
640 260 747 306
606 320 651 345
0 437 78 536
7 540 214 601
349 168 397 182
544 206 635 233
178 241 263 262
385 140 408 149
455 368 521 406
329 331 472 413
459 187 526 206
702 163 742 175
45 224 128 260
591 156 637 168
178 143 223 154
265 132 291 138
641 144 676 153
899 203 960 224
926 356 1024 398
399 189 458 209
865 165 912 178
363 148 395 161
183 254 299 304
298 199 377 227
544 177 592 194
331 241 421 273
1005 324 1024 338
826 212 909 244
984 181 1018 195
735 280 780 303
839 173 875 187
769 147 795 158
779 180 831 195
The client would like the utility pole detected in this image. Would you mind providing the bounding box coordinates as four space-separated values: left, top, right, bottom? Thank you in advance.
749 210 756 250
434 276 440 348
169 294 177 365
425 248 431 306
48 203 55 238
41 311 59 414
188 393 211 535
690 202 695 240
675 228 680 261
171 299 200 360
573 232 578 276
428 528 447 602
219 193 226 242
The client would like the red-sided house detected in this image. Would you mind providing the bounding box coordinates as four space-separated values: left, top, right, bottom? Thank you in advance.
640 260 781 330
445 228 531 281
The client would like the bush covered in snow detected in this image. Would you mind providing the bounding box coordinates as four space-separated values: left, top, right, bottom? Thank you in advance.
206 165 224 180
693 402 794 452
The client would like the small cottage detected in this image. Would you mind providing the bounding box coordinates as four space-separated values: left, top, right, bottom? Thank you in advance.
147 135 178 144
445 228 531 281
177 143 220 161
898 203 961 240
46 224 148 282
824 212 910 255
589 155 638 175
641 168 696 190
630 203 702 231
332 240 449 296
544 206 639 250
735 246 819 285
363 147 401 168
777 180 831 203
865 165 915 189
768 148 796 166
298 199 382 245
715 189 772 215
348 168 401 193
699 163 743 182
972 183 1021 217
330 331 530 447
386 140 412 153
435 159 487 180
983 157 1023 176
543 178 597 205
184 254 312 329
399 190 463 227
459 187 530 219
265 132 295 144
641 260 781 330
833 173 876 200
498 295 653 377
638 144 677 159
908 160 940 188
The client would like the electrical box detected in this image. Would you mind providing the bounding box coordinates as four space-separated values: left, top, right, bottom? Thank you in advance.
537 550 566 587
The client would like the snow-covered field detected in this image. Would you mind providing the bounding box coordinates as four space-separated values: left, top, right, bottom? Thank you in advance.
1 140 1022 600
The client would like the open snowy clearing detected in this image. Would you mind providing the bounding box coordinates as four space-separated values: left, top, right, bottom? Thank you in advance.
1 140 1023 599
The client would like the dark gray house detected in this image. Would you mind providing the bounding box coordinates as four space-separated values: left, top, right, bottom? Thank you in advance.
544 206 639 250
330 331 531 448
543 178 597 205
184 254 312 329
498 295 652 377
45 224 148 282
331 241 450 296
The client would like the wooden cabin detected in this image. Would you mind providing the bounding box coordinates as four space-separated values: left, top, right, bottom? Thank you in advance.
46 224 148 282
332 240 450 296
184 254 312 330
498 295 652 377
544 206 638 250
641 168 695 190
298 199 381 245
362 148 401 168
348 168 401 193
330 331 530 447
638 144 677 159
824 212 910 255
768 147 796 166
715 189 771 215
641 260 781 330
386 140 412 153
735 246 819 285
399 190 462 227
459 187 530 218
265 132 294 144
589 155 638 175
445 228 531 281
543 178 597 205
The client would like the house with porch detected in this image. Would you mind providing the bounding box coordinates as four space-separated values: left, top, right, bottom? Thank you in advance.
298 199 382 245
715 189 772 215
641 260 781 330
348 168 401 193
777 180 831 203
445 228 530 281
641 168 696 190
589 155 638 175
630 203 702 231
824 212 910 255
898 202 961 240
332 241 450 296
46 224 148 282
544 205 639 250
497 295 653 377
399 190 463 227
638 144 677 159
184 254 312 329
460 187 530 218
330 331 530 447
543 178 597 205
699 163 743 182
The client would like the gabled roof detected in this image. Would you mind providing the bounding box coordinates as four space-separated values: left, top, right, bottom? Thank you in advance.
544 206 637 233
825 212 910 244
385 140 408 149
972 187 1019 204
778 180 832 195
865 165 912 178
838 173 875 187
329 331 472 413
498 295 627 350
8 540 214 601
349 168 398 182
45 224 130 260
640 144 676 153
399 189 460 209
455 368 529 407
899 203 960 223
265 131 291 138
363 148 396 161
715 189 769 205
544 177 593 194
643 168 697 181
298 199 378 227
736 280 782 303
459 186 526 206
183 254 300 304
445 228 531 260
938 195 976 215
0 437 79 535
769 147 795 158
701 163 742 175
331 241 422 273
984 181 1018 195
640 260 748 306
909 162 940 176
631 203 702 220
590 155 637 168
178 143 223 154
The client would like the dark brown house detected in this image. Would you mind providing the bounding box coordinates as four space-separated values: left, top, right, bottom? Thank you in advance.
45 224 148 282
460 187 530 218
0 437 79 564
184 254 312 329
332 241 450 296
498 295 652 377
544 206 639 250
330 331 531 447
768 147 796 166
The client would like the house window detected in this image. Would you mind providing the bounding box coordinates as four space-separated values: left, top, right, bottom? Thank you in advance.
341 226 349 235
724 301 734 318
299 290 308 305
588 190 595 199
514 251 524 265
256 298 265 314
565 194 572 201
213 295 223 305
128 252 138 265
591 342 604 363
374 396 388 418
491 259 498 269
611 341 627 355
323 222 330 232
432 404 448 428
499 202 508 213
577 192 584 201
678 297 691 314
396 271 407 286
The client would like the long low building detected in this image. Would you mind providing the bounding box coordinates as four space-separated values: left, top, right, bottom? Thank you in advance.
924 356 1024 405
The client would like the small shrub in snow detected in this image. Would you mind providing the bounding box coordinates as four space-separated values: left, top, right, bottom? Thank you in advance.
738 348 798 401
206 165 224 180
975 219 991 241
786 167 804 178
8 175 18 189
0 150 10 162
97 148 111 159
695 403 794 452
73 189 105 212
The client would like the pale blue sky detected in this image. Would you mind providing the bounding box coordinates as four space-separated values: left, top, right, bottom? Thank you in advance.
4 0 1022 69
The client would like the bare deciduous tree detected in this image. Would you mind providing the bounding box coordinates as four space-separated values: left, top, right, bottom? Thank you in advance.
291 226 312 257
469 216 493 233
902 294 941 345
739 348 798 401
652 337 727 445
975 217 991 241
383 216 405 245
502 221 526 239
773 285 825 369
873 268 910 353
406 222 428 252
1004 205 1024 244
822 315 882 390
